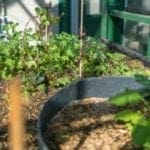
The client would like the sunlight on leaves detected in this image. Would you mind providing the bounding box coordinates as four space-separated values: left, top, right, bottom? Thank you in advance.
110 90 143 106
115 110 145 124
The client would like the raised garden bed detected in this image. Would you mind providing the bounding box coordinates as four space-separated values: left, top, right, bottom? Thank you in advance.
38 76 143 150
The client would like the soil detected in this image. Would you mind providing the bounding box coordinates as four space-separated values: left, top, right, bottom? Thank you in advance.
44 98 140 150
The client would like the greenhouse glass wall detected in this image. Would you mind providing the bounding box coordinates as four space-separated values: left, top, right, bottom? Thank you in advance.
0 0 150 56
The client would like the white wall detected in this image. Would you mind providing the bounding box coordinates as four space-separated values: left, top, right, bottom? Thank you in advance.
4 0 43 30
0 0 59 32
84 0 101 15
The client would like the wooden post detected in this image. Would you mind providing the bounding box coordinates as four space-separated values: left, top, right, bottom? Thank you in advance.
8 77 25 150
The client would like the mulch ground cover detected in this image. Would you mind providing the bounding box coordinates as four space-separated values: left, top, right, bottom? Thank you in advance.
44 98 140 150
0 81 58 149
0 81 143 150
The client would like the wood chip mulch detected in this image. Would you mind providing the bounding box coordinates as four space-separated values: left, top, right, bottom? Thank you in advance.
44 98 140 150
0 82 141 150
0 81 58 150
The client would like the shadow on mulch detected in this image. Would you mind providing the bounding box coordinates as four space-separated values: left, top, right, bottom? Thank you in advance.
44 100 140 150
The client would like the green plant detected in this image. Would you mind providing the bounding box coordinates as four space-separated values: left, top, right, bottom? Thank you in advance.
0 28 80 95
109 75 150 149
44 32 80 86
0 7 148 97
0 7 62 96
35 7 60 39
82 37 130 76
0 23 144 97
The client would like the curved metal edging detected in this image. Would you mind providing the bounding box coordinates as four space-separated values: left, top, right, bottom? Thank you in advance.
37 76 143 150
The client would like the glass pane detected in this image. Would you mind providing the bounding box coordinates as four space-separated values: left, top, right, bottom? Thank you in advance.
123 20 150 55
84 0 101 15
126 0 150 13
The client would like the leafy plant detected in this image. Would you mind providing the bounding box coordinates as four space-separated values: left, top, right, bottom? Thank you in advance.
0 7 148 97
35 7 60 39
0 7 62 96
109 75 150 149
82 37 130 76
45 32 80 86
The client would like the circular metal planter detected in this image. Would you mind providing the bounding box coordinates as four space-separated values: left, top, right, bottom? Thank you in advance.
37 76 143 150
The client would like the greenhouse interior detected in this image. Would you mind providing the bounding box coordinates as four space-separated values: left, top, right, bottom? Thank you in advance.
0 0 150 149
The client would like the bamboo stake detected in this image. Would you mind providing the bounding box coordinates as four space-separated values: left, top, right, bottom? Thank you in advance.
8 77 25 150
79 0 84 78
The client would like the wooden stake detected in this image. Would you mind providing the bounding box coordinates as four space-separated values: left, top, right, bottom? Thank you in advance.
79 0 84 78
8 77 25 150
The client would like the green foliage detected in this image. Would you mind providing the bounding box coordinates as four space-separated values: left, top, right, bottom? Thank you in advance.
35 7 60 38
0 7 62 96
0 7 147 97
82 37 130 76
135 74 150 88
132 123 150 148
45 32 79 86
109 75 150 149
115 110 145 124
110 90 142 106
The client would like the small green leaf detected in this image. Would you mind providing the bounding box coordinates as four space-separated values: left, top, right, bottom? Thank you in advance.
1 70 12 79
41 15 47 22
26 60 37 68
115 110 144 124
109 90 143 106
132 124 150 146
57 77 70 86
144 137 150 150
66 49 74 57
35 7 41 14
126 123 134 132
62 56 69 61
5 59 15 68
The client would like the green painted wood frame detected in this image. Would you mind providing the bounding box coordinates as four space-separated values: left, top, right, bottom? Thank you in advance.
58 0 150 57
101 0 150 57
101 0 124 44
83 0 102 38
110 10 150 57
